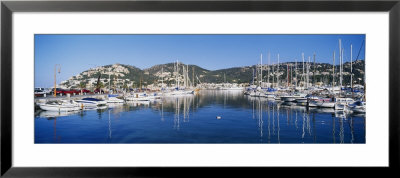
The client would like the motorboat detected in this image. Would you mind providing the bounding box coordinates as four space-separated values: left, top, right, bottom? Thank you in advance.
125 92 149 101
296 95 318 106
348 101 366 113
281 92 306 102
334 97 355 110
107 94 124 103
39 100 81 112
308 98 335 108
281 95 296 102
75 97 108 109
264 93 276 99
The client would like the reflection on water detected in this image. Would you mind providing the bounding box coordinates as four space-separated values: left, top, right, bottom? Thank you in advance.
35 90 366 143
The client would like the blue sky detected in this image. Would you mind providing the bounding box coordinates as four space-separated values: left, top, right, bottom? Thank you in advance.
35 34 365 87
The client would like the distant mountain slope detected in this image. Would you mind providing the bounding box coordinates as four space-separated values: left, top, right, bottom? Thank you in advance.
59 60 365 89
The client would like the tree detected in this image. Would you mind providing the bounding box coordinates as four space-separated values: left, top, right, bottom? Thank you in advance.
123 83 128 92
98 81 104 89
79 82 86 95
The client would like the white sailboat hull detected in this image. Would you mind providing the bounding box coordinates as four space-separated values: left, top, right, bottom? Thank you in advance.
107 97 124 103
39 104 80 112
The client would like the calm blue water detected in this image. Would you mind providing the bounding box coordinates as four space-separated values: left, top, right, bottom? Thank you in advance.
35 90 366 143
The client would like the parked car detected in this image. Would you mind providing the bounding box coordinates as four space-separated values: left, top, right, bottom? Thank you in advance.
34 89 46 97
94 89 105 94
80 89 91 94
62 89 76 95
50 88 64 95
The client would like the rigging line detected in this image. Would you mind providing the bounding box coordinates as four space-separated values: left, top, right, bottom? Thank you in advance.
355 39 365 61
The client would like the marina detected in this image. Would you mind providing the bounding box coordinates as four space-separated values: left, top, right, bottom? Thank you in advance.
34 34 366 144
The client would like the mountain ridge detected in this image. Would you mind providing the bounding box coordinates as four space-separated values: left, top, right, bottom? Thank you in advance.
59 60 365 89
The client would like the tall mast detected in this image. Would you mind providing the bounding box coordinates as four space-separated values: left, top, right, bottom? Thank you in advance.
174 61 177 88
302 52 305 88
287 63 289 87
260 53 263 87
255 64 258 86
109 68 111 91
313 52 316 87
307 56 310 88
161 66 164 90
54 65 57 97
290 64 293 88
268 51 270 86
295 58 297 88
339 39 342 89
333 51 335 93
187 65 189 87
192 66 195 87
272 62 275 88
252 68 255 85
350 44 353 89
277 54 280 87
183 65 186 88
341 48 344 90
183 65 186 87
177 60 180 89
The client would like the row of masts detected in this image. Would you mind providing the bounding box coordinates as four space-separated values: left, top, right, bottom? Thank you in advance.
169 60 194 89
253 39 355 91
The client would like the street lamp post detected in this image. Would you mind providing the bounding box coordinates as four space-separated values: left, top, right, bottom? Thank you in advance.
53 64 61 97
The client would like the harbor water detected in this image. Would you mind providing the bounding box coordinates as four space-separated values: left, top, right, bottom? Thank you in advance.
35 90 366 143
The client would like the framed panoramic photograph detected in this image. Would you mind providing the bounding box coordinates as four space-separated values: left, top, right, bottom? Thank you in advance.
33 34 367 144
1 0 399 177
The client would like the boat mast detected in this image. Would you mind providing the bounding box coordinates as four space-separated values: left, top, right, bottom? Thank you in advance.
341 48 344 96
260 53 263 87
192 66 195 87
161 66 164 91
313 52 316 87
256 59 259 87
290 64 293 88
295 58 297 88
287 63 289 88
277 53 280 88
174 61 177 89
272 62 275 88
177 60 180 89
187 65 189 87
53 64 60 97
307 56 310 89
182 65 186 88
339 39 342 90
350 44 353 89
332 51 335 94
268 51 270 87
252 68 255 85
302 52 305 89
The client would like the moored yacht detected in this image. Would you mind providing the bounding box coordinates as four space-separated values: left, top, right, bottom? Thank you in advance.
348 101 366 113
107 94 124 103
39 100 81 112
76 97 108 109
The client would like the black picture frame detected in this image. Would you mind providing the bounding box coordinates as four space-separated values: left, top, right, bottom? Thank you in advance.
1 0 399 177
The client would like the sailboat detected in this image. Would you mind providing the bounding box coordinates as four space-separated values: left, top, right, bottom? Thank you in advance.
165 60 194 96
